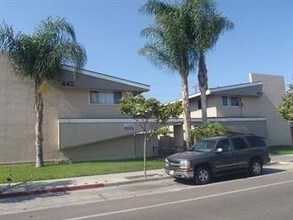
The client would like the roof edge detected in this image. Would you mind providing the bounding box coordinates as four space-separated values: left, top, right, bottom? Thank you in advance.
188 81 263 99
62 65 150 91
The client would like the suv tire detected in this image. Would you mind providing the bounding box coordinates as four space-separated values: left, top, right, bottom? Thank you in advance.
249 159 263 176
194 166 211 185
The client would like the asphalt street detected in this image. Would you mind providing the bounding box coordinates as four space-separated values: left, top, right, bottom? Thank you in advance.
1 164 293 220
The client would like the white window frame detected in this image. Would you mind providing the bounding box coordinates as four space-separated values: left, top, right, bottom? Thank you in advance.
222 96 242 107
89 91 122 105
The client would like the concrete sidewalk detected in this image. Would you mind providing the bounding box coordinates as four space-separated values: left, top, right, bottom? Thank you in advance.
1 155 292 198
270 154 293 164
0 169 169 198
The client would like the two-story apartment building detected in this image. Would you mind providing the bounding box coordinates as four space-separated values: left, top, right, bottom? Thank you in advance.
1 52 292 164
0 54 158 164
174 73 292 146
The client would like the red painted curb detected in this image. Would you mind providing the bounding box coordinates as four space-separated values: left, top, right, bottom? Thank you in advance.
0 183 105 198
0 176 170 198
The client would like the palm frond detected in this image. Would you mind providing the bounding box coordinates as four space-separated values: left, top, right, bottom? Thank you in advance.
140 1 197 75
36 16 76 42
0 23 17 51
0 16 87 83
140 0 175 16
186 0 234 53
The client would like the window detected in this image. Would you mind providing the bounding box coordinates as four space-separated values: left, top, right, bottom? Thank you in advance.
232 137 248 150
222 96 241 106
197 100 202 110
216 139 231 152
246 136 266 148
191 140 216 153
89 91 122 104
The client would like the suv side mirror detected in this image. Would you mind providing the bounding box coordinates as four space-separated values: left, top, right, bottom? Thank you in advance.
215 148 223 153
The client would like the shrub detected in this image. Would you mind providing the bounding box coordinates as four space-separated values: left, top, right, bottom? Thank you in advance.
191 122 228 143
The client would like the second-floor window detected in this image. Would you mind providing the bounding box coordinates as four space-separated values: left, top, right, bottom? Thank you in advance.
222 96 241 107
197 100 202 110
90 91 122 104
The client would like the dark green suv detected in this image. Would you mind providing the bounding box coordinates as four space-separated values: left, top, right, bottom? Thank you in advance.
165 135 271 184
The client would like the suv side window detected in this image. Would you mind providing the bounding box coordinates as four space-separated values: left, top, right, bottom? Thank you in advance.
246 136 266 147
232 137 248 150
216 139 232 152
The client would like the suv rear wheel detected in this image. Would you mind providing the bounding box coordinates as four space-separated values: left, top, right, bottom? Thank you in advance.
249 159 263 176
194 166 211 185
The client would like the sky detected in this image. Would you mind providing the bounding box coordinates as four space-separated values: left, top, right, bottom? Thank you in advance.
1 0 293 103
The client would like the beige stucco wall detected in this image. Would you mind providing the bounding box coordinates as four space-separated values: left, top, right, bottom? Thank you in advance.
190 95 264 118
187 73 292 145
0 54 152 163
212 96 263 118
61 134 158 162
249 73 292 145
0 54 36 163
44 84 127 119
59 120 159 149
189 97 218 118
217 120 267 140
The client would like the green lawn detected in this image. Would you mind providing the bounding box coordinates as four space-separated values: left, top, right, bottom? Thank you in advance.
269 145 293 155
0 158 165 184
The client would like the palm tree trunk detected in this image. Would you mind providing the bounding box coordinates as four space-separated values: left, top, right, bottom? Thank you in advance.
198 53 208 123
35 81 44 168
181 74 191 149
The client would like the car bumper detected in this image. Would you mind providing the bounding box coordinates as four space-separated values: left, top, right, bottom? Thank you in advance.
165 167 194 179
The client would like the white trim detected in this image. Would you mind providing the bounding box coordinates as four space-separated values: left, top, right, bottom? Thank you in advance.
62 66 150 91
249 73 253 83
211 81 263 93
207 118 266 122
59 117 266 124
188 82 263 100
188 90 211 100
59 118 157 123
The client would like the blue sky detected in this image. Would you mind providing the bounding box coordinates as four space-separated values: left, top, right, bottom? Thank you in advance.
1 0 293 102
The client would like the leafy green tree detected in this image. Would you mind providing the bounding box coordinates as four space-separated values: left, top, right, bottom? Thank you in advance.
119 94 182 178
0 17 87 167
140 0 197 149
276 84 293 120
184 0 234 122
156 126 172 136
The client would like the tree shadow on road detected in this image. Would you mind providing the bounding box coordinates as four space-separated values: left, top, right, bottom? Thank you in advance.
174 167 286 186
0 179 74 204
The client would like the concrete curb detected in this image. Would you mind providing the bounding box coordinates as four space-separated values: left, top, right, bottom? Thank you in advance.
1 161 292 198
0 182 105 198
0 176 170 198
267 161 293 166
267 161 279 166
105 176 171 187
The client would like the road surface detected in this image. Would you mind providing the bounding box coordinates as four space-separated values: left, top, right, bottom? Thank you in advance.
1 164 293 220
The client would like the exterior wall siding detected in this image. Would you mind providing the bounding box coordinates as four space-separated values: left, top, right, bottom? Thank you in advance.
0 54 150 163
249 73 292 145
59 120 159 149
187 73 292 145
61 134 158 162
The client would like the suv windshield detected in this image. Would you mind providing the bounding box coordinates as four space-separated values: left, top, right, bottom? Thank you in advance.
190 140 216 152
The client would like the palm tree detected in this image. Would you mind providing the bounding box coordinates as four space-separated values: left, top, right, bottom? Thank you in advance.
140 0 196 149
184 0 234 122
0 16 87 167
